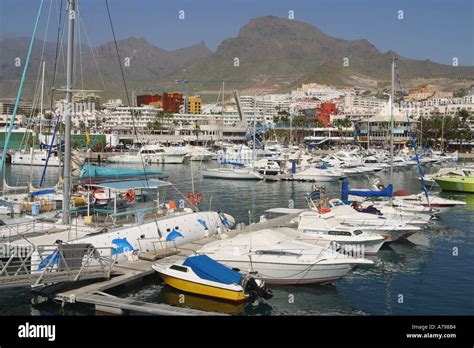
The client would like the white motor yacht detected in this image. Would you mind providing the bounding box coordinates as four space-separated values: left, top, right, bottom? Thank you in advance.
293 167 345 182
200 166 263 180
107 145 186 164
295 211 388 253
199 229 373 285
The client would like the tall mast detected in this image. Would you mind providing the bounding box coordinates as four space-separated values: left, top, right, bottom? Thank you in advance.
390 58 395 184
419 111 423 149
40 60 45 136
367 106 371 150
253 93 256 164
63 0 75 224
221 81 224 147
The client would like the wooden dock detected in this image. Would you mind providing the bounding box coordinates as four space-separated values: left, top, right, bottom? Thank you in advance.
53 213 297 316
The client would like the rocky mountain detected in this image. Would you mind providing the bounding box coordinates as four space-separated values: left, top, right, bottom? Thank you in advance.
181 16 473 89
1 16 473 101
0 36 212 101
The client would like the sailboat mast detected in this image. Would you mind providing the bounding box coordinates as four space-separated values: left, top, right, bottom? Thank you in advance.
40 61 45 136
253 93 256 164
63 0 75 224
390 58 395 184
220 81 224 148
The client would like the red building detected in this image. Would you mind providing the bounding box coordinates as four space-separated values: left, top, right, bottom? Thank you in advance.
136 94 162 106
162 92 184 113
316 102 338 127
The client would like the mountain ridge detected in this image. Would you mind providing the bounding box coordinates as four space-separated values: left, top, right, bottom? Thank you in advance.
1 16 472 101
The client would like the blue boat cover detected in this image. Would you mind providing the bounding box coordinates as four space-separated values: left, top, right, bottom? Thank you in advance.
183 255 242 285
221 159 245 168
341 179 393 201
31 189 56 196
80 164 164 178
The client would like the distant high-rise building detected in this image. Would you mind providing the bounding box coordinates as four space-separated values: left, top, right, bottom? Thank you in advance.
187 96 202 114
73 93 101 111
163 92 184 113
137 94 162 107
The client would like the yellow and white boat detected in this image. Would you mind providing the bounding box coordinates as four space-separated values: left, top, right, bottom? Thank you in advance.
153 254 272 303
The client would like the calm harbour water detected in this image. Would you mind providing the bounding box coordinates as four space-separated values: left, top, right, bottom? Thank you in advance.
1 160 473 316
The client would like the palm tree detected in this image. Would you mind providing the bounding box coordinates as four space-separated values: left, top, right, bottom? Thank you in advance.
192 124 201 143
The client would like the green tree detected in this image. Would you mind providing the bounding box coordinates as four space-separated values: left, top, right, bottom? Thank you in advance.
333 118 352 128
79 120 86 133
147 110 173 134
192 124 201 142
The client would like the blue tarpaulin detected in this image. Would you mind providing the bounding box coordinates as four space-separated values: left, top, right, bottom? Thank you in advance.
341 179 393 201
31 189 56 196
183 255 242 285
221 159 245 167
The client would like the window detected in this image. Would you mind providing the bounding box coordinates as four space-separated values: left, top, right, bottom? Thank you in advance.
328 230 352 236
170 265 188 272
353 230 363 235
255 250 300 257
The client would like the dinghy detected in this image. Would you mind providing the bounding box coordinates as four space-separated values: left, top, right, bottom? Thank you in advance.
153 255 273 302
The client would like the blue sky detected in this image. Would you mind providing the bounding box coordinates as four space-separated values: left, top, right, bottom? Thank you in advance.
0 0 473 65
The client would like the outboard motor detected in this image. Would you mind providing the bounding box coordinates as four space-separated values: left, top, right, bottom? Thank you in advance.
242 275 273 300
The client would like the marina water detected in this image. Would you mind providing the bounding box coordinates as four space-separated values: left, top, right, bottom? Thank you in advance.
1 161 473 315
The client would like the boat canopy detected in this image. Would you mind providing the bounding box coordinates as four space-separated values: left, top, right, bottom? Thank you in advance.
80 163 165 178
87 179 172 192
183 255 242 285
341 179 393 201
31 189 56 196
221 159 245 168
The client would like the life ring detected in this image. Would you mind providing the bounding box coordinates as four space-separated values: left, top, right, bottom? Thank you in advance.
320 207 331 214
185 192 203 205
124 189 136 203
195 192 203 204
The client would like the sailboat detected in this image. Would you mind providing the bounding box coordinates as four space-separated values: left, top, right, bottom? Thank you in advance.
200 90 263 180
10 62 61 168
0 0 237 273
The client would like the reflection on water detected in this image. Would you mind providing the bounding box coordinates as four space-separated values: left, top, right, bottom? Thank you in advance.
158 285 247 315
1 160 473 315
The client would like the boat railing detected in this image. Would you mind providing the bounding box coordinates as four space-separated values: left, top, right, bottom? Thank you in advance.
136 236 178 254
0 217 96 242
0 219 48 240
0 243 115 289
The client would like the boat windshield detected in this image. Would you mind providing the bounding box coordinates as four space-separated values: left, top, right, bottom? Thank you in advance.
328 230 352 236
170 265 188 272
255 250 301 257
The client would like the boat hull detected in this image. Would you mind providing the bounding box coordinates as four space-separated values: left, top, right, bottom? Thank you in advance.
11 153 61 167
434 177 474 193
107 154 186 164
207 258 353 285
158 273 247 302
200 168 263 180
293 174 342 182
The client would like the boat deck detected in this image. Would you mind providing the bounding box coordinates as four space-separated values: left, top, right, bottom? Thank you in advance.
52 212 299 315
